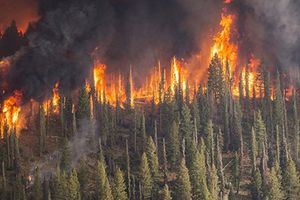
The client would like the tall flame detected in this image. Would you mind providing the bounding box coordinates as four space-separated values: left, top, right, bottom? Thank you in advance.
210 14 237 76
1 91 22 132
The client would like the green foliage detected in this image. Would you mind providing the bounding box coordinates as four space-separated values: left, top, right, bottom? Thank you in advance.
113 167 128 200
140 152 153 200
76 87 90 122
60 139 71 172
96 160 114 200
68 169 81 200
161 184 172 200
175 159 192 200
283 159 300 200
190 147 210 200
266 167 284 200
168 121 180 166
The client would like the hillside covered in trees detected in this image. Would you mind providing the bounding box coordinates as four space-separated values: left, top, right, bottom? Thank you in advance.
1 53 300 200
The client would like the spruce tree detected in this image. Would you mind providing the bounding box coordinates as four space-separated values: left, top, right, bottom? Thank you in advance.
161 184 172 200
205 120 214 166
76 87 90 123
283 159 300 200
96 160 114 200
190 147 210 200
180 104 193 141
208 163 219 200
114 167 128 200
78 156 89 200
60 139 71 172
207 54 225 103
68 169 81 200
266 167 284 200
254 111 267 156
140 152 153 200
146 136 159 184
168 121 180 166
175 159 192 200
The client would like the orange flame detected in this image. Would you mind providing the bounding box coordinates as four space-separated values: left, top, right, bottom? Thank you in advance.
1 91 22 132
210 14 237 77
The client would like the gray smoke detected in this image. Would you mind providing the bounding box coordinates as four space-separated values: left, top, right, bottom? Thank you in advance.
235 0 300 76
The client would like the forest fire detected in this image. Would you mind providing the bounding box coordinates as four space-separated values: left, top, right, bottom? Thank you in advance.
1 91 22 133
210 14 237 78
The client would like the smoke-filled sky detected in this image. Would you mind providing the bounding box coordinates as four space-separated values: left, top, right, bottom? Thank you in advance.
2 0 300 102
0 0 39 32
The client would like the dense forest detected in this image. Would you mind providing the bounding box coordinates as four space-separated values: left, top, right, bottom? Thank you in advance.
1 51 300 200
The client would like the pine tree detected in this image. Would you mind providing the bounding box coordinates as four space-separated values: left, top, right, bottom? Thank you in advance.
53 168 68 200
175 159 192 200
251 127 258 171
114 167 128 200
190 146 210 200
273 71 284 133
208 163 219 200
146 136 159 187
168 121 180 166
78 156 89 199
292 89 299 163
161 184 172 200
254 111 267 156
180 104 193 141
266 167 284 200
191 95 201 134
251 169 262 200
96 160 114 200
76 87 90 123
207 54 225 104
33 167 43 200
68 169 81 200
60 139 71 172
283 159 300 200
205 120 214 167
140 152 153 200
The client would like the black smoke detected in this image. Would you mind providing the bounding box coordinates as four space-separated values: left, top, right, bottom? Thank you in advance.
5 0 299 102
4 0 222 102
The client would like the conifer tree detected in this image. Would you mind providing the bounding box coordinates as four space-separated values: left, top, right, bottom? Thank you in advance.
207 54 225 104
266 167 284 200
292 89 299 163
145 136 159 195
251 127 258 170
53 168 68 199
60 139 71 172
208 163 219 200
114 167 128 200
283 159 300 200
77 86 90 121
68 169 81 200
140 152 153 200
205 120 214 166
273 71 284 133
175 159 192 200
96 160 114 200
251 169 262 200
191 95 200 134
78 156 89 200
180 104 193 141
254 111 267 155
168 121 180 166
161 184 172 200
190 146 210 200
